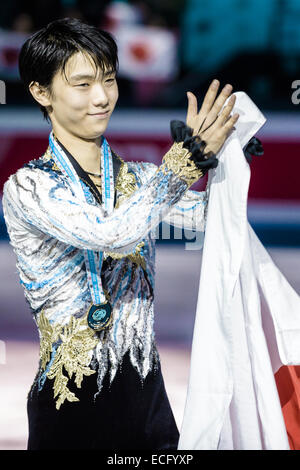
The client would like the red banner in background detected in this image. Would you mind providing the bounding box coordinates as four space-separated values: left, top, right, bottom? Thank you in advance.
0 132 299 201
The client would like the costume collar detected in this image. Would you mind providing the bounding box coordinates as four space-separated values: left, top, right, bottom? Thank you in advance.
54 136 122 207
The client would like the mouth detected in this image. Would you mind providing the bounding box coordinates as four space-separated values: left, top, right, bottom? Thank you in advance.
88 111 110 117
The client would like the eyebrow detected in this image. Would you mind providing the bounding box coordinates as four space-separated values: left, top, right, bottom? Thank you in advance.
69 70 116 81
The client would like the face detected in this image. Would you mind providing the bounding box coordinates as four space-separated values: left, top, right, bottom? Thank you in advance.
43 51 119 140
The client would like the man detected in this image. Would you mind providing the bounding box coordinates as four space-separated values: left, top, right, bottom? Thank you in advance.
2 17 238 450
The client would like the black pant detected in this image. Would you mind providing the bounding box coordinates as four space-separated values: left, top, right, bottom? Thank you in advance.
27 350 179 450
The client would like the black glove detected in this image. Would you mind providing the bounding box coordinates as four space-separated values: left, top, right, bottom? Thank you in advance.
243 137 264 164
170 120 219 175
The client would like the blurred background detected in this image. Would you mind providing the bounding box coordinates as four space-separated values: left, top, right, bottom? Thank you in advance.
0 0 300 450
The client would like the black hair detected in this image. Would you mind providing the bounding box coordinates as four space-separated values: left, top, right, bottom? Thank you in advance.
18 17 119 122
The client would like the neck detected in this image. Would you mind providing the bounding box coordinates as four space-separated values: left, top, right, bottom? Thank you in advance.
52 126 102 175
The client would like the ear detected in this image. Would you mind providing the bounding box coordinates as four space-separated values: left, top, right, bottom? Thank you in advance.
29 81 52 107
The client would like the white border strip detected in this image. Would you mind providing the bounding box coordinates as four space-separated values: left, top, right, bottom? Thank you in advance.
0 108 300 139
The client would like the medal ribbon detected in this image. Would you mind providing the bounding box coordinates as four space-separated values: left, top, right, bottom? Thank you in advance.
49 131 114 306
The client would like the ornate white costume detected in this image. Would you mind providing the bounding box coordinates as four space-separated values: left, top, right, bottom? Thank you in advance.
2 133 207 410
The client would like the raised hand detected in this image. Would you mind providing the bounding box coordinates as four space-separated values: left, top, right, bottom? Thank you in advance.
186 80 239 156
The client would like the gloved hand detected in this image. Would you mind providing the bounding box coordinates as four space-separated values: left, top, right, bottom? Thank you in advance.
170 120 219 176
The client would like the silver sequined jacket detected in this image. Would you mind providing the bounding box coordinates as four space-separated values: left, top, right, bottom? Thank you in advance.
2 140 208 409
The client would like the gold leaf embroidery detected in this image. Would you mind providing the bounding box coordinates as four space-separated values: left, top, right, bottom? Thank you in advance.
127 241 146 270
103 241 146 270
37 311 99 410
114 158 137 209
105 153 146 269
38 311 61 370
43 147 63 172
161 141 203 187
43 147 52 161
51 161 62 172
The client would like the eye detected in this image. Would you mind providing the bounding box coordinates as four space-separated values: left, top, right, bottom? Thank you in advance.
77 83 89 87
105 78 115 84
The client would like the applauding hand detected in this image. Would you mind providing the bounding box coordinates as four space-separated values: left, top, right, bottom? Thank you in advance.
186 80 239 156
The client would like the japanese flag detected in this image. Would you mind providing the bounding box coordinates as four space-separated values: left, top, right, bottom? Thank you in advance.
114 25 178 81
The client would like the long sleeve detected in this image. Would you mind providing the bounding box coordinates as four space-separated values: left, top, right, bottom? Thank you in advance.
162 188 208 232
140 161 208 232
2 142 204 255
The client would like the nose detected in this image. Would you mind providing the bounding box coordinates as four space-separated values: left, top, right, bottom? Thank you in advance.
90 82 109 108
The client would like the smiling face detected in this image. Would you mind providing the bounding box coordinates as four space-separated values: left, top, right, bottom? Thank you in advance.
41 50 119 140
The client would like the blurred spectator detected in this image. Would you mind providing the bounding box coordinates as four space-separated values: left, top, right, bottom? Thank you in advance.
130 0 186 28
77 0 111 26
11 13 33 33
0 0 20 30
101 0 143 29
0 28 28 81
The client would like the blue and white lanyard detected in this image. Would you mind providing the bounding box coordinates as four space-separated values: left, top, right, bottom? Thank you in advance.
49 131 114 306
